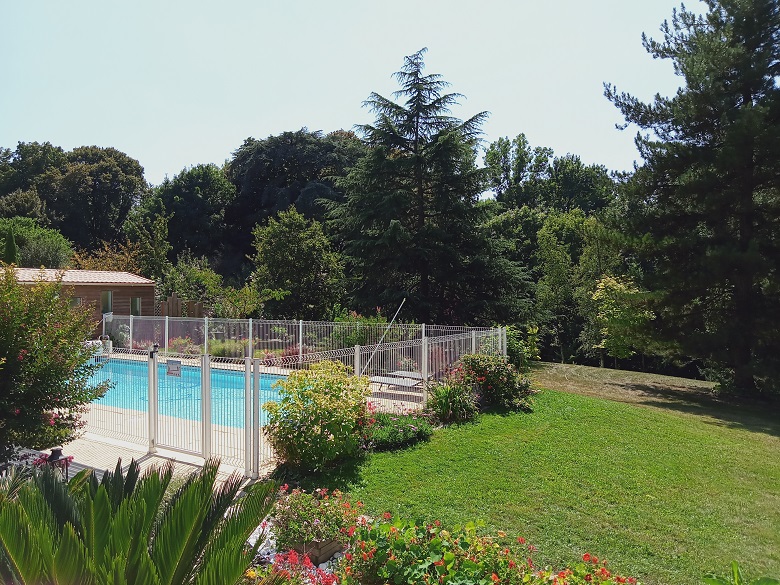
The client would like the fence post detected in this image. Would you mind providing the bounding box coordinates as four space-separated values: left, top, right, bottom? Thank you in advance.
129 315 134 350
251 358 260 479
471 331 476 354
422 336 429 381
244 357 252 477
204 317 209 355
148 345 158 454
298 320 304 363
354 345 361 376
164 316 169 355
248 317 253 358
201 354 212 459
421 323 426 339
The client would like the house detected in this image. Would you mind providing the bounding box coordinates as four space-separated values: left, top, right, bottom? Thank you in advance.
14 268 156 327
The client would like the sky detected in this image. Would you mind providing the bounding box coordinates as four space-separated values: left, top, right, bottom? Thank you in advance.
0 0 702 186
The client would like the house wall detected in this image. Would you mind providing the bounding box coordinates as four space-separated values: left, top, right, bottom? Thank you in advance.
67 284 156 326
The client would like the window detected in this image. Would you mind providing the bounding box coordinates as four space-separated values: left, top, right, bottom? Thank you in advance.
131 297 142 316
100 290 113 314
70 297 82 307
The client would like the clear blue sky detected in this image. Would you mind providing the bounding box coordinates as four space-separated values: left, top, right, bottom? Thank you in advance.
1 0 700 186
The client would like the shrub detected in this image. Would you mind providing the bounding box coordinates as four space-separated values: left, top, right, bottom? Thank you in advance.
362 408 434 451
338 515 639 585
426 379 479 424
264 361 370 471
505 324 540 373
167 335 201 355
272 486 363 551
209 337 248 357
457 353 533 411
0 266 108 464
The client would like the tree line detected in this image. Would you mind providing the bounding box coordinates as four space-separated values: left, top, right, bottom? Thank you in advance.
2 0 779 398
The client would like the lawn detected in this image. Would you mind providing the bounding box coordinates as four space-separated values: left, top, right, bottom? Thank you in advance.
290 364 780 585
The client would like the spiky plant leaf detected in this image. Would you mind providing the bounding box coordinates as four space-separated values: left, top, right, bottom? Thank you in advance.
0 498 48 584
52 522 97 585
150 463 215 585
34 466 81 535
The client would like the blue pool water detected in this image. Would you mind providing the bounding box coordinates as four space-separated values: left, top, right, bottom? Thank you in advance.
91 359 283 428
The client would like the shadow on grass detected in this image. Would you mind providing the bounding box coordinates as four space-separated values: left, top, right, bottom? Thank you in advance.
269 457 367 492
627 382 780 438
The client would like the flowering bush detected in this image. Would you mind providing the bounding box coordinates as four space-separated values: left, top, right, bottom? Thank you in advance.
167 335 201 355
264 361 371 471
361 407 433 451
244 550 338 585
0 266 109 464
337 515 639 585
272 486 363 552
426 379 479 424
456 353 533 411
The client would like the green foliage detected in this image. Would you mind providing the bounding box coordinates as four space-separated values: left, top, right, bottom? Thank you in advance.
605 0 780 395
0 217 73 268
456 353 533 411
47 146 147 249
0 458 277 585
426 379 479 424
252 207 344 320
592 275 654 360
264 361 370 471
224 129 366 276
337 515 639 585
208 338 248 358
272 486 361 551
2 226 19 265
123 199 173 281
505 324 540 372
0 266 107 463
361 408 434 451
484 133 615 213
155 163 236 262
703 562 779 585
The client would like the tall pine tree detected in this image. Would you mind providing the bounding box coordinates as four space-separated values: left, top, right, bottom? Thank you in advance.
332 48 522 324
606 0 780 395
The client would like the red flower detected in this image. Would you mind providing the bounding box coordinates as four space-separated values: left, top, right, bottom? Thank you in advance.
382 512 392 520
584 575 592 582
491 573 500 583
582 553 591 562
517 536 526 544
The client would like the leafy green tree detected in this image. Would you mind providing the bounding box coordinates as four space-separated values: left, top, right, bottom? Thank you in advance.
605 0 780 395
0 459 277 585
123 199 173 281
0 217 73 268
43 146 147 249
592 275 655 360
484 134 614 213
155 164 236 263
0 266 108 464
224 129 365 275
0 142 67 198
534 210 587 362
0 189 47 222
332 48 509 324
252 207 344 320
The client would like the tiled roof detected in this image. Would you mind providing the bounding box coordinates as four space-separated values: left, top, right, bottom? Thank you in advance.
14 268 155 286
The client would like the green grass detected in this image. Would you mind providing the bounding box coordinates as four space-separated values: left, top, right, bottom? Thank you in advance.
286 376 780 585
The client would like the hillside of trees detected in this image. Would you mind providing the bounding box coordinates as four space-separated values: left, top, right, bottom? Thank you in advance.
2 1 779 399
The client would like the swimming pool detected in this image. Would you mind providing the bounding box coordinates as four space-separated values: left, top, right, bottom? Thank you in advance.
91 358 283 429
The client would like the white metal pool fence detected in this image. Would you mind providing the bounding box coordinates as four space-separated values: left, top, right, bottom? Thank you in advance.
88 318 506 477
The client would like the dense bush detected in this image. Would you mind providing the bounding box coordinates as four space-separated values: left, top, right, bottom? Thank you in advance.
264 361 370 471
337 515 639 585
0 266 107 463
362 407 434 451
456 353 533 411
427 379 479 424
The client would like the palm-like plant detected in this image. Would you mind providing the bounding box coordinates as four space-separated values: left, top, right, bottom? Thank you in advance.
0 458 276 585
